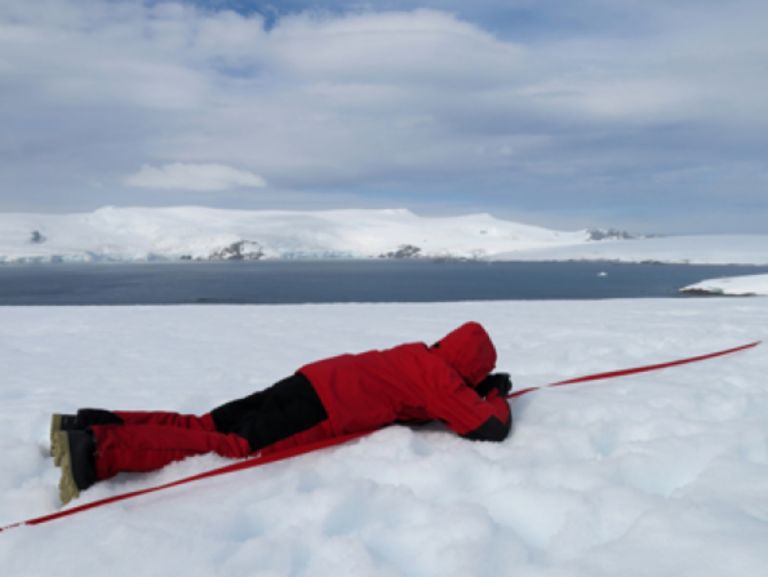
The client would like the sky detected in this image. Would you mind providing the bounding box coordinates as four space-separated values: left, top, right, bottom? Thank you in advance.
1 0 766 234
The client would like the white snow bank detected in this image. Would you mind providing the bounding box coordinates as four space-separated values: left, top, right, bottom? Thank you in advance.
499 234 768 265
1 299 767 576
681 273 768 296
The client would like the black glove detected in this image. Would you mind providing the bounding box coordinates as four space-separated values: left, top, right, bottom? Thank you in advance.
475 372 512 398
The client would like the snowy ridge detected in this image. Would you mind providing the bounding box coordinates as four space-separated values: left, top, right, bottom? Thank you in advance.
494 234 768 265
0 206 589 263
2 206 767 264
681 273 768 296
1 300 767 576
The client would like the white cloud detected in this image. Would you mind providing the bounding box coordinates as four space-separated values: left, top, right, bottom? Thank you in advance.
125 163 267 191
1 0 767 231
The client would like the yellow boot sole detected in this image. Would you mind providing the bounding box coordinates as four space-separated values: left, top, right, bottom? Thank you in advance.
55 432 81 505
50 414 64 459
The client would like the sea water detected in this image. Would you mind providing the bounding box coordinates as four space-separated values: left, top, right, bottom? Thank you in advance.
2 260 768 305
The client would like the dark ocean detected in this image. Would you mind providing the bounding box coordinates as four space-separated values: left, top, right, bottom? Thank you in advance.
1 260 766 305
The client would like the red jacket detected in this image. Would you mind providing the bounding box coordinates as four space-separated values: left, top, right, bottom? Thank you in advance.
298 322 511 440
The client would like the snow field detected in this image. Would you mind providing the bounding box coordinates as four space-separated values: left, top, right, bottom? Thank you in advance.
1 299 767 577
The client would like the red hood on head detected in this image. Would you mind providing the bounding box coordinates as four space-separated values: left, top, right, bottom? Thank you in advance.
431 322 496 386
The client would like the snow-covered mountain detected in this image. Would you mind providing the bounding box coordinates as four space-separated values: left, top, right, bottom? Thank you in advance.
0 206 589 263
1 206 767 264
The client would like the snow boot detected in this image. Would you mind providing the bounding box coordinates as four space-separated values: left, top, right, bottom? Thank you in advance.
56 430 97 505
50 414 78 459
51 409 123 464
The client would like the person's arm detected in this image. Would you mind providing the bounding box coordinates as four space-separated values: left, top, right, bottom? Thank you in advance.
460 386 512 442
474 373 512 399
426 369 512 442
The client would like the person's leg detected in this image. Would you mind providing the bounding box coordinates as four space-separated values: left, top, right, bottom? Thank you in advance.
51 409 216 463
90 423 252 481
258 418 336 456
50 408 124 461
210 374 329 452
112 411 216 430
56 374 330 502
53 408 215 431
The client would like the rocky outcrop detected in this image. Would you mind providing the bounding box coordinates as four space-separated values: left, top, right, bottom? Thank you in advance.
208 240 264 261
587 228 636 241
379 244 422 259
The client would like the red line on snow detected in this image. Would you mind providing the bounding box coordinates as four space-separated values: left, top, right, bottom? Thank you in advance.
507 340 761 399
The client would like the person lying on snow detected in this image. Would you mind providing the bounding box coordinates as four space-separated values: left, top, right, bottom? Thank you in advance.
51 321 512 504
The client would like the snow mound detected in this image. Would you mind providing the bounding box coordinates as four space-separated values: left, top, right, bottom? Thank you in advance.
681 273 768 296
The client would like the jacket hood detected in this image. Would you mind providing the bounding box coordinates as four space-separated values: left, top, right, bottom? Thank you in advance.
431 322 496 386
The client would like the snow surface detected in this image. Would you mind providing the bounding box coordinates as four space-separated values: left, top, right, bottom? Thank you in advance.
1 299 767 577
3 206 768 264
681 273 768 296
